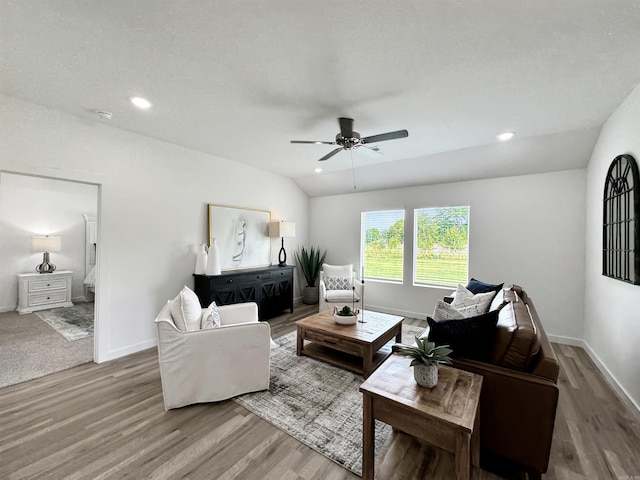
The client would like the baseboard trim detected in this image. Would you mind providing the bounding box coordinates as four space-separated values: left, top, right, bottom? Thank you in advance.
550 335 640 420
363 303 425 322
99 338 156 363
547 334 584 347
0 306 16 313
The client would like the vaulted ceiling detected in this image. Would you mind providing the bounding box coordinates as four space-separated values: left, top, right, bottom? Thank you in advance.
2 1 640 196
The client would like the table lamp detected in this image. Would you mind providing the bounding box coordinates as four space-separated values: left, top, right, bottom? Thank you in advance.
32 235 61 273
269 221 295 267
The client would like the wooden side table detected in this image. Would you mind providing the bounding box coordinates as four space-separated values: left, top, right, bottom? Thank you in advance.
360 354 483 480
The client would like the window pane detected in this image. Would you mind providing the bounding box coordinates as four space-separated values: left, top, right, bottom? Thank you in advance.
413 206 469 287
361 210 404 283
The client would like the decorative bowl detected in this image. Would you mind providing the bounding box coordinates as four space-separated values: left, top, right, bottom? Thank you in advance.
333 307 359 325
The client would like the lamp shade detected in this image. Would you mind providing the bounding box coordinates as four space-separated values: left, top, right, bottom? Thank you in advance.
269 221 296 238
32 236 62 252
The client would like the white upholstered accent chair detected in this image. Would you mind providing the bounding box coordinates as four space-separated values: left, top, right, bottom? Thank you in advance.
154 301 271 410
318 263 364 312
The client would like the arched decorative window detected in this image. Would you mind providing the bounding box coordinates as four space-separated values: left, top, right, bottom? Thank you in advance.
603 154 640 284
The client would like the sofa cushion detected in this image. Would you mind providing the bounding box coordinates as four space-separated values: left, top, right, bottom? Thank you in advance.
432 300 465 320
325 290 360 302
427 309 499 361
323 264 352 290
170 286 202 331
451 284 495 316
489 291 541 371
466 278 504 294
489 286 518 311
326 276 352 290
201 301 221 329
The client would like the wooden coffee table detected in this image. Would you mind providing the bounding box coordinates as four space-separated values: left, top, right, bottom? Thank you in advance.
360 354 483 480
295 309 404 378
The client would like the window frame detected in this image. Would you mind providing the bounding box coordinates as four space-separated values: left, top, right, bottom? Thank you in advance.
360 209 405 284
412 205 470 289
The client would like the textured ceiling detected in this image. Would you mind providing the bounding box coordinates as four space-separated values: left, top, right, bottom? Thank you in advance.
1 1 640 196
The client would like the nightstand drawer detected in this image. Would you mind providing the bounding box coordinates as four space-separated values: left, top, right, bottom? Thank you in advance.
29 277 67 292
29 291 68 306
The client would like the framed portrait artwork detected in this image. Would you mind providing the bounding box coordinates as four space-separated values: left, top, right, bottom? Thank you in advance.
208 204 271 271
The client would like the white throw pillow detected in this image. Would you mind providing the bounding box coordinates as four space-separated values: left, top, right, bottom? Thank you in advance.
170 286 202 332
322 264 353 290
451 284 495 316
201 301 221 329
432 300 465 321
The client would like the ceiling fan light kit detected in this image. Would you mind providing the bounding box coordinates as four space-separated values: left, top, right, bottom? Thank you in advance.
291 117 408 162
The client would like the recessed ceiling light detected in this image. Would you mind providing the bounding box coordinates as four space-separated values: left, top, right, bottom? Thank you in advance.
497 131 515 141
314 167 322 173
130 96 152 109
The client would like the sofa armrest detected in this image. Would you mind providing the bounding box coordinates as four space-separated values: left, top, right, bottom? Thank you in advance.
218 302 259 326
453 357 559 474
319 278 327 299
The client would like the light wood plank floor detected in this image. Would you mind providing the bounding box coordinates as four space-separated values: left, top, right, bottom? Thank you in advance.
1 303 639 479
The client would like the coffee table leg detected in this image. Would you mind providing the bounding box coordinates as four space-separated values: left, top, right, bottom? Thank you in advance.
363 344 373 378
471 405 480 480
296 326 303 356
455 430 471 480
362 394 374 480
395 323 403 343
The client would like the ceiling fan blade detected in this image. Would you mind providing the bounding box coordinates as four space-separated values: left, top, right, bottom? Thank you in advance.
290 140 336 145
318 147 343 162
361 129 408 144
356 145 382 158
338 117 354 138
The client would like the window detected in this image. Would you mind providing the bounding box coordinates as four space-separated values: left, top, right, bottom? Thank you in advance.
361 210 405 283
413 206 470 287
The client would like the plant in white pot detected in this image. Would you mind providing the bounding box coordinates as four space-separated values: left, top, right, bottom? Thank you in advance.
295 246 327 305
397 337 453 388
333 305 359 325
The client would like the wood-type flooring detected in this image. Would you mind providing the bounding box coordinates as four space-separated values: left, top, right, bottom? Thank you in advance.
1 303 639 479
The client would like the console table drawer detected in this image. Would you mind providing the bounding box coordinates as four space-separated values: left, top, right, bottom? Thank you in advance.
29 278 67 292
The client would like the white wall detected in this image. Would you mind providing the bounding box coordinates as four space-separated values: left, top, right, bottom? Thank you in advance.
0 173 97 311
310 169 586 340
585 83 640 412
0 95 309 362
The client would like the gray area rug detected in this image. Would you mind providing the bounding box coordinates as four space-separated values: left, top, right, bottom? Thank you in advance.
234 322 425 476
35 302 94 341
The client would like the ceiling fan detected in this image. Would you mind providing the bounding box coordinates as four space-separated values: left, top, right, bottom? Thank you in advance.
291 117 409 161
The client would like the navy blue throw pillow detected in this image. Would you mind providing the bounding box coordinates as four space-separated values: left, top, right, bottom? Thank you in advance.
426 310 499 361
465 278 504 294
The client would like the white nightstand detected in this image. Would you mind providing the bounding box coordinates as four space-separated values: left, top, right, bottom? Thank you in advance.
17 270 74 314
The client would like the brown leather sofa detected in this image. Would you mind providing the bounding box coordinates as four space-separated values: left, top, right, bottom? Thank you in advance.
429 286 559 480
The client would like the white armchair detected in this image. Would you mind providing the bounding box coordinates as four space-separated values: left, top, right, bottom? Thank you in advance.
318 263 364 312
154 301 271 410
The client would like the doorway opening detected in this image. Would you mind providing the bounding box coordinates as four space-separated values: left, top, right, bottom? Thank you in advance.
0 171 100 388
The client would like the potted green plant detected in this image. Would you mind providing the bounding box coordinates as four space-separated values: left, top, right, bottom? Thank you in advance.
332 305 359 325
295 245 327 304
397 337 453 388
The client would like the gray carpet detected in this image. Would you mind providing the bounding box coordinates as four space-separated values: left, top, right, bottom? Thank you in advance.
0 308 93 389
234 323 425 476
35 303 94 341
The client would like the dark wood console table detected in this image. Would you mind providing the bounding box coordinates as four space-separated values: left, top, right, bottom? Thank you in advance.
193 265 294 320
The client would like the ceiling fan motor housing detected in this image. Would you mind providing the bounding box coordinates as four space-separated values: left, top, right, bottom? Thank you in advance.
336 131 361 149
